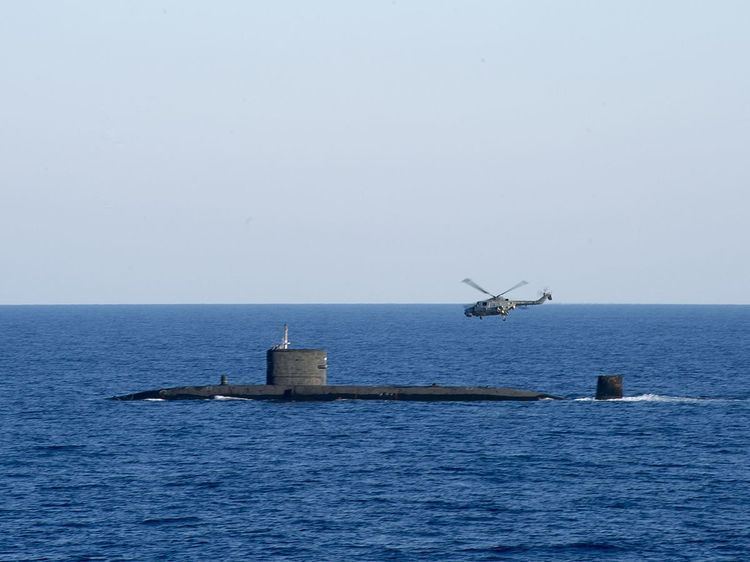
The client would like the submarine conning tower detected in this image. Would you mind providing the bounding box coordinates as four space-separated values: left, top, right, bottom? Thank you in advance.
266 324 327 386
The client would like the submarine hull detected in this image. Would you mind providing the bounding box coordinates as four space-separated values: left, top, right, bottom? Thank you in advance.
112 384 559 402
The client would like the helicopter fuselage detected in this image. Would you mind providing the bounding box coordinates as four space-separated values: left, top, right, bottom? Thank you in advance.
464 297 515 318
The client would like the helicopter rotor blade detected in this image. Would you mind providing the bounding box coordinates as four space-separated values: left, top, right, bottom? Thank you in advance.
498 280 529 296
461 278 494 297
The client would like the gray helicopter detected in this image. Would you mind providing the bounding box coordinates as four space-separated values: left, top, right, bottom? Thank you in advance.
462 278 552 319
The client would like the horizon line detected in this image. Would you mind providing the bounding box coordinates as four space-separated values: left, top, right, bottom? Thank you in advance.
1 302 748 307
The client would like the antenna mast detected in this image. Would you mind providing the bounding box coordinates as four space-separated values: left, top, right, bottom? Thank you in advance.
280 324 289 350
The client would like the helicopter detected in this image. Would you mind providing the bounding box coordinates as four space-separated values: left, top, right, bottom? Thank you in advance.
462 278 552 319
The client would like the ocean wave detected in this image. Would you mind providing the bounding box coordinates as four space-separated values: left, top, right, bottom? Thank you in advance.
212 395 254 401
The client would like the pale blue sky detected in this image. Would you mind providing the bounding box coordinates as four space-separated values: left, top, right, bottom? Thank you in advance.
1 1 748 304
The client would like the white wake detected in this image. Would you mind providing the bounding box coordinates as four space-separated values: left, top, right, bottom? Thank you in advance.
575 394 721 403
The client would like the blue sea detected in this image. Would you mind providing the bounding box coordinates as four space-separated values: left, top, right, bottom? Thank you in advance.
1 304 749 561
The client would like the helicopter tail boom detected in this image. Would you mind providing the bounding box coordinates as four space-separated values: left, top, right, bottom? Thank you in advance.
513 292 552 307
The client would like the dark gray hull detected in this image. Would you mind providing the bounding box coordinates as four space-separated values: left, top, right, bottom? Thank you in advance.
112 384 559 402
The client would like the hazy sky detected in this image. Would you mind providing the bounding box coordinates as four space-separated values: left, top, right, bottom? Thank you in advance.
2 1 748 304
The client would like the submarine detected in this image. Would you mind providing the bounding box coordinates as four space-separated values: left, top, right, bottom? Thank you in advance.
112 325 566 402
